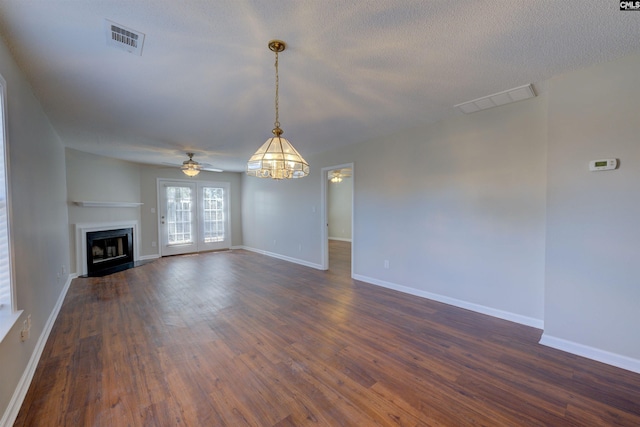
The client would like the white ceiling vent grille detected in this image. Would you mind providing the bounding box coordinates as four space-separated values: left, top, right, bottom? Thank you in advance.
454 84 536 114
105 19 145 56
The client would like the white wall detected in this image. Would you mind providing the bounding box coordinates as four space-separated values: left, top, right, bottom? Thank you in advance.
542 54 640 367
328 176 352 241
241 169 322 268
344 95 547 325
0 38 70 422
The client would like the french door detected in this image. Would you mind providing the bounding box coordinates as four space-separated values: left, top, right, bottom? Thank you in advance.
158 179 230 256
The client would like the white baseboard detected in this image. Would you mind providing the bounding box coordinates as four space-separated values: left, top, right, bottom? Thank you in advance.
0 274 73 427
539 334 640 374
329 237 352 242
352 273 544 329
239 246 324 270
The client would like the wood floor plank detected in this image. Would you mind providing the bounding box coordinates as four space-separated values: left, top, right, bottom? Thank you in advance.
13 241 640 426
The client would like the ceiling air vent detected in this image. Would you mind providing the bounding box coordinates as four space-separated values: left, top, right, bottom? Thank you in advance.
454 84 536 114
104 19 145 56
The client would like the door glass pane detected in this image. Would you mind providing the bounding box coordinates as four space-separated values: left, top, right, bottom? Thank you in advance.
203 187 224 243
166 186 193 245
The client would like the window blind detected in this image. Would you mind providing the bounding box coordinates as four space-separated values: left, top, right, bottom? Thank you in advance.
0 79 11 311
0 200 9 309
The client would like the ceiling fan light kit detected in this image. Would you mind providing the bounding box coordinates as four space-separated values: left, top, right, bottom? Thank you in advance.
181 152 201 177
329 168 352 183
246 40 309 180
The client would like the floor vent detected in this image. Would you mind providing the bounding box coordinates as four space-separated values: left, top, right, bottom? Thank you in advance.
454 84 536 114
105 19 145 56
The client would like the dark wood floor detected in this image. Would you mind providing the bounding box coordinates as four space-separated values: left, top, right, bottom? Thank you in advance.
15 240 640 426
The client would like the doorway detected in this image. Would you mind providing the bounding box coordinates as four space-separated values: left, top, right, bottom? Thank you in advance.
158 179 231 256
321 163 354 276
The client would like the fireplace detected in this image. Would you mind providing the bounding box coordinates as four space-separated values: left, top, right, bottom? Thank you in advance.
75 221 140 276
86 228 133 276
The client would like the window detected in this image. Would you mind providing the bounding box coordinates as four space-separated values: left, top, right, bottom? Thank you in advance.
203 187 225 243
166 186 194 245
0 73 20 342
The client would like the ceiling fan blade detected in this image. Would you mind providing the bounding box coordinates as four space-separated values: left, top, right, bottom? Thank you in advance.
160 162 222 172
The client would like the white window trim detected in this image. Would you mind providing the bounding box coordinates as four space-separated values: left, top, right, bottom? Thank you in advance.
0 73 22 343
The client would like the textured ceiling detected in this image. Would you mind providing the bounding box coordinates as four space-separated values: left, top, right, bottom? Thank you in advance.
0 1 639 172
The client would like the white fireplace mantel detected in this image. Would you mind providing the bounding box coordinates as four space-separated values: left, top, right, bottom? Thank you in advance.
72 201 143 208
75 221 140 276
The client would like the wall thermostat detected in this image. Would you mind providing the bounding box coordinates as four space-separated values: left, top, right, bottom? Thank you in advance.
589 159 618 171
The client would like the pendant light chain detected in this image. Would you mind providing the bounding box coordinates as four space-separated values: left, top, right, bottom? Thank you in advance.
274 50 280 131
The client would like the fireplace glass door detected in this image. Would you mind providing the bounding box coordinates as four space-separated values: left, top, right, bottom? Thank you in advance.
86 228 134 275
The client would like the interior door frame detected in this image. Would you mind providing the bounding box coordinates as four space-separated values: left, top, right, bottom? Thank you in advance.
320 162 354 276
157 178 231 256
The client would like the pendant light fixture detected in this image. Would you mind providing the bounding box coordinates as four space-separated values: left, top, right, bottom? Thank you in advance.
247 40 309 179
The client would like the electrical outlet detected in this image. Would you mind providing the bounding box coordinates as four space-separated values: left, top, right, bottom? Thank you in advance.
273 239 277 246
61 265 66 275
152 241 157 248
298 243 302 252
384 260 390 269
20 315 31 341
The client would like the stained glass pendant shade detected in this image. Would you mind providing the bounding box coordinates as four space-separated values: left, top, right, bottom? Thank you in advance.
246 40 309 179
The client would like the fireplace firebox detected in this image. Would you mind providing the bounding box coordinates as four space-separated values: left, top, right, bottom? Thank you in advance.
86 228 134 276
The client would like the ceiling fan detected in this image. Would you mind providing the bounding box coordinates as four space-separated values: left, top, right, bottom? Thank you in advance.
328 168 352 183
164 152 223 176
